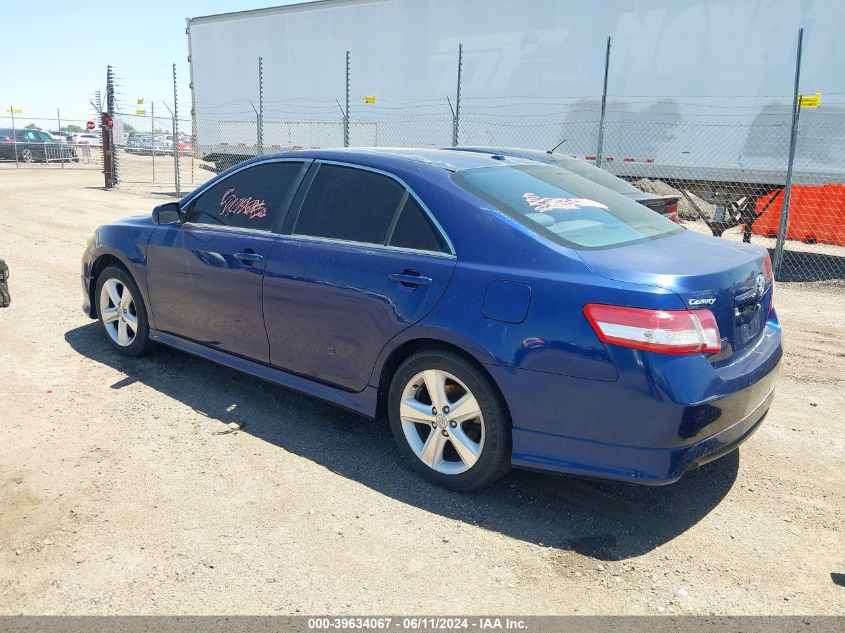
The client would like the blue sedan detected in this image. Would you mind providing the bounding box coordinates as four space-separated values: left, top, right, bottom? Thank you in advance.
81 149 781 491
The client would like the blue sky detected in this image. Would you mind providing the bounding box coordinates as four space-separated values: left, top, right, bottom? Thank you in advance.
1 1 304 125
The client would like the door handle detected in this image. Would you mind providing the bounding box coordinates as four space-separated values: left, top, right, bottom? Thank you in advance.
389 272 432 287
234 251 264 264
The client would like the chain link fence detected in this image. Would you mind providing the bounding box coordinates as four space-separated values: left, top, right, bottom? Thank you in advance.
0 114 104 171
605 114 845 282
7 40 844 283
104 100 845 283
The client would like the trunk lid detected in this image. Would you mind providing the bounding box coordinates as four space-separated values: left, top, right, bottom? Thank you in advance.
577 230 772 359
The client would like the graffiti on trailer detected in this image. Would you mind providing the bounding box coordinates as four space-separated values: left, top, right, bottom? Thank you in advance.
522 192 609 213
220 188 268 219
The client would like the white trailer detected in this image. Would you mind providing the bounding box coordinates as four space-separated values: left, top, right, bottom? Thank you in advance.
187 0 845 187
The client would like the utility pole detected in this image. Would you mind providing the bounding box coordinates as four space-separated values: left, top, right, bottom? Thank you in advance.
453 42 463 147
595 36 611 167
57 108 63 169
258 56 264 154
344 50 350 147
102 66 116 188
172 63 181 196
773 27 804 280
151 102 155 182
9 106 18 167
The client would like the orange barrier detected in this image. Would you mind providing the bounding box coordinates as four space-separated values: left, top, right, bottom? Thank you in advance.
752 184 845 247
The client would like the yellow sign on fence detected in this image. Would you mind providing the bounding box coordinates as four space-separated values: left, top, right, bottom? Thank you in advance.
363 94 377 104
799 92 821 108
136 109 146 116
137 98 145 105
5 107 22 114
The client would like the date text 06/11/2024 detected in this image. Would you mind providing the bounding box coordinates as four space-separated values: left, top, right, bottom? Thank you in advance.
306 617 529 630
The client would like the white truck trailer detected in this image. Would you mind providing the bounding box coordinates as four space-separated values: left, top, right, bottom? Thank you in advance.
187 0 845 234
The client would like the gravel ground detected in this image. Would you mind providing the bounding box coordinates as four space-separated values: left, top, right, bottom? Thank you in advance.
0 170 843 615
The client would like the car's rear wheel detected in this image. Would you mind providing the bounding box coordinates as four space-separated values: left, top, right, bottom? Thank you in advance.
95 265 153 357
388 349 511 491
20 147 34 163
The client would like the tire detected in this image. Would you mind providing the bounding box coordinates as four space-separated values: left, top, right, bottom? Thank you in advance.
94 264 154 357
20 147 34 163
388 348 512 491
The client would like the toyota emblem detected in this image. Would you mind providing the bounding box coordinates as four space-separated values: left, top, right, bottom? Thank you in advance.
755 273 766 299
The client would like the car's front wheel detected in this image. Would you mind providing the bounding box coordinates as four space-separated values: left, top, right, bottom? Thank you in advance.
388 349 512 491
95 265 154 357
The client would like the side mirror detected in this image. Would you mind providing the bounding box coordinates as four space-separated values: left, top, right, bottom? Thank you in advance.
152 202 183 225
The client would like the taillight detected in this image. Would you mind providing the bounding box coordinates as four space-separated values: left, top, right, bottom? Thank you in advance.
761 251 775 315
663 202 680 224
584 304 721 355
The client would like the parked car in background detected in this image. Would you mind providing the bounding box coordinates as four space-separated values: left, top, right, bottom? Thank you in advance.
161 134 193 156
72 133 103 148
449 147 681 222
0 128 77 163
126 133 172 156
81 148 780 491
177 137 193 156
49 131 74 143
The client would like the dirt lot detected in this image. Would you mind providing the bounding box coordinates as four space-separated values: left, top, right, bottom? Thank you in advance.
0 169 843 615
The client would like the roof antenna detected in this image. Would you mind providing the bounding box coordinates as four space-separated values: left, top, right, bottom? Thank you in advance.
547 138 566 155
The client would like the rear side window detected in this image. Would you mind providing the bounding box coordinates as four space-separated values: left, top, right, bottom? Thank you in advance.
388 197 449 253
452 164 681 250
187 161 306 232
294 164 405 244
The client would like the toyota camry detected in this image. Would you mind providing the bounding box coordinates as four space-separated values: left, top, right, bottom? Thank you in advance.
81 149 782 491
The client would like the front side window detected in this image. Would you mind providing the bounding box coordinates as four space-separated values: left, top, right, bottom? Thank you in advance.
187 161 307 232
294 164 406 245
452 164 681 250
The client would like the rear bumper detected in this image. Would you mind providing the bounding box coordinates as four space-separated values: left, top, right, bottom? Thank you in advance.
510 377 774 484
489 319 782 484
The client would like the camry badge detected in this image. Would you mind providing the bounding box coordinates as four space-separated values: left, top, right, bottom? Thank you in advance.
689 297 716 306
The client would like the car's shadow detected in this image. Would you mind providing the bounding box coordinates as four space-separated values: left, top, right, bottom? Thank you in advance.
65 322 739 561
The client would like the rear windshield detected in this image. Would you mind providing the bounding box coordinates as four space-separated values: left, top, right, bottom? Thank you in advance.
551 156 643 196
451 164 681 250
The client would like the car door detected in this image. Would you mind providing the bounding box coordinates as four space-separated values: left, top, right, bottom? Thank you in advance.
146 159 310 362
263 161 457 391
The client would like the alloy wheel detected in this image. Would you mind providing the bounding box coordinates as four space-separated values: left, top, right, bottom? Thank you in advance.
99 278 138 347
399 369 485 475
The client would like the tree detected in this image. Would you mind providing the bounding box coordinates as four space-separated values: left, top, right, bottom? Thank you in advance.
123 122 136 135
63 124 83 133
24 123 39 130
